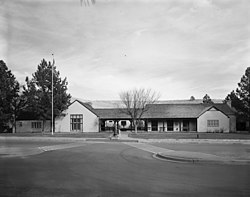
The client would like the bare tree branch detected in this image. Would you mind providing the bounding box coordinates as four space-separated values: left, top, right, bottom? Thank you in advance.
119 88 160 133
80 0 95 6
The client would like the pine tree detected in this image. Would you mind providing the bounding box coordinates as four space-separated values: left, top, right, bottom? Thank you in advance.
0 60 20 132
236 67 250 119
23 59 71 131
202 94 213 104
225 67 250 131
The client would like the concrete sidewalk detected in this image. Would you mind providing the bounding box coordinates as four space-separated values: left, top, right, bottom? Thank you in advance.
117 131 250 144
0 134 139 143
123 142 250 165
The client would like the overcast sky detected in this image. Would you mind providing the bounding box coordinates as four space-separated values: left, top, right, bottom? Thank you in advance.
1 0 249 100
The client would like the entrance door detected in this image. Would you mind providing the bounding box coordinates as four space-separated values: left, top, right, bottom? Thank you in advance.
151 120 158 131
100 120 105 131
167 120 173 131
183 120 189 131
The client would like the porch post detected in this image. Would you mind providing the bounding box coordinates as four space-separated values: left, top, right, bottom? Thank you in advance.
130 120 132 131
145 119 148 132
114 120 117 136
98 119 101 132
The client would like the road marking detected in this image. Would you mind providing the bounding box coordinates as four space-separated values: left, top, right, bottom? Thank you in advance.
39 143 87 152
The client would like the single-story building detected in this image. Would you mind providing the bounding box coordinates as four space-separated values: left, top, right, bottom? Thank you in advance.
14 112 51 133
15 120 51 133
54 100 236 133
143 103 236 133
55 100 99 133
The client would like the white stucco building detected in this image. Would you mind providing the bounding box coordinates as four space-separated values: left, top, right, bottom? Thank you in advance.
15 120 51 133
197 106 230 133
55 100 99 132
53 100 236 133
14 99 236 133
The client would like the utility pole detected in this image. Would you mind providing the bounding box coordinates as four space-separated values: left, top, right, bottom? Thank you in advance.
52 54 55 135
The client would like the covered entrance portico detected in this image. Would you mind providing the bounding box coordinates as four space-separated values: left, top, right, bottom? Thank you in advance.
99 118 197 132
99 118 148 132
147 118 197 132
99 119 132 132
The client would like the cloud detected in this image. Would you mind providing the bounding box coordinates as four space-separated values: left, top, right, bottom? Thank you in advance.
2 0 249 100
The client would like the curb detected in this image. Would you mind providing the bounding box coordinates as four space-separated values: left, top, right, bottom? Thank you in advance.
0 136 139 143
154 153 250 165
0 136 87 142
137 139 250 144
155 153 200 163
86 138 139 143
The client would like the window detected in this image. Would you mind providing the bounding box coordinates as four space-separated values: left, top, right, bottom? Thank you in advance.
167 120 173 131
207 120 219 127
151 120 158 131
183 120 189 131
31 121 42 129
70 114 83 131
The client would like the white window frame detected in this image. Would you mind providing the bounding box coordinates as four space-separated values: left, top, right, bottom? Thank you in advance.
207 120 219 127
31 121 42 129
70 114 83 131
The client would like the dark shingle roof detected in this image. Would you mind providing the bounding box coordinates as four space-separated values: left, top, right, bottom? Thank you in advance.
212 104 236 115
16 111 42 120
94 109 131 119
143 103 235 119
70 100 236 120
143 104 205 119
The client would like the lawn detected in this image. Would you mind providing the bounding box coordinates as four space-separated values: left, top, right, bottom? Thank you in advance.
128 132 250 139
0 132 112 138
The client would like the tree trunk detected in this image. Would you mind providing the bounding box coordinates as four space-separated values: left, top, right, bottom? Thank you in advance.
13 116 16 133
13 113 16 133
42 119 45 133
134 120 137 133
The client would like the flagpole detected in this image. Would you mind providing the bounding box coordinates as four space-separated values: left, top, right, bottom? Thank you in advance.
52 54 54 135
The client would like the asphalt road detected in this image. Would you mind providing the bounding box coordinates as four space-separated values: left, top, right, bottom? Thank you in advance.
0 141 250 197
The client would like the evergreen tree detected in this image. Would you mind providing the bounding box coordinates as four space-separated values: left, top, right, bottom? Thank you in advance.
236 67 250 119
190 96 195 101
23 59 71 131
225 67 250 130
0 60 20 132
202 94 213 104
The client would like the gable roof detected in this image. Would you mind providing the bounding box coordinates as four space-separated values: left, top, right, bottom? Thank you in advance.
197 105 230 118
75 101 235 119
71 98 224 108
212 103 236 115
94 108 131 119
16 111 43 121
17 100 235 120
142 103 235 119
69 99 99 116
143 104 205 119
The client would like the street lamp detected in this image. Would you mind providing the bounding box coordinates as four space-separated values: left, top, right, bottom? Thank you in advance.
52 54 55 135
